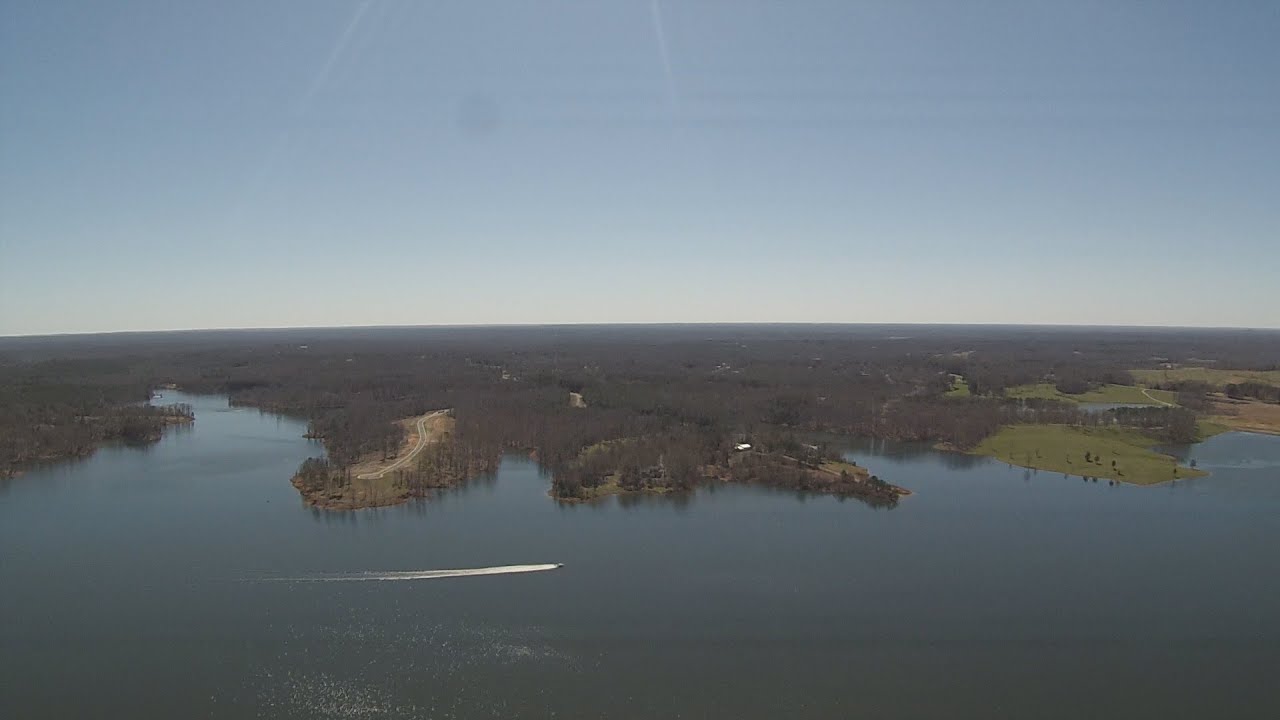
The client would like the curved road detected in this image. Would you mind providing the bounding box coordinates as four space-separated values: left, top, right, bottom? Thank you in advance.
356 410 446 480
1141 388 1174 407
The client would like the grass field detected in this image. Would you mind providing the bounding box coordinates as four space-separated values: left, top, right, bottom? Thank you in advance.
1072 384 1177 405
944 374 971 398
1002 383 1177 405
1132 367 1280 389
971 424 1207 485
1197 419 1234 438
1002 383 1062 401
819 459 871 479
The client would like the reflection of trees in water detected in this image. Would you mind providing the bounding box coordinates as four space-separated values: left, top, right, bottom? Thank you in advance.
936 451 988 471
835 433 990 477
763 486 901 509
311 506 358 526
826 434 937 463
1156 443 1193 463
466 470 500 490
615 489 694 511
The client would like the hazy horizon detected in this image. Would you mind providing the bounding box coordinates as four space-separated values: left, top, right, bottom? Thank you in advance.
6 319 1280 341
3 1 1278 334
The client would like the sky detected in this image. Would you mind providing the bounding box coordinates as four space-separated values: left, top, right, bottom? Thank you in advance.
1 0 1277 335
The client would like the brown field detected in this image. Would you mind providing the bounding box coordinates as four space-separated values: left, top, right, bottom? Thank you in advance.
1132 367 1280 389
1208 396 1280 436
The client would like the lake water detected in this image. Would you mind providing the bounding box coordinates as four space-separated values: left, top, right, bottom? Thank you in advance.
2 392 1279 719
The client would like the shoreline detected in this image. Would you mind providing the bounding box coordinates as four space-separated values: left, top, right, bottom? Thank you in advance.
967 424 1208 486
549 454 909 505
292 422 910 510
2 414 194 480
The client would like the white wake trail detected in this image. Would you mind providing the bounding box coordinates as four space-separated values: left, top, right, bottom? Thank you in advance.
267 564 563 583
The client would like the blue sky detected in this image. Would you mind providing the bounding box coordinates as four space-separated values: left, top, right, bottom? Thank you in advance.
2 0 1277 335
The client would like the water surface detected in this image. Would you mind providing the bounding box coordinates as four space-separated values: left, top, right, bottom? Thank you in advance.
2 393 1278 718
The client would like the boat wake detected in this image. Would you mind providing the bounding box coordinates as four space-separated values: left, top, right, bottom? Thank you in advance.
260 564 563 583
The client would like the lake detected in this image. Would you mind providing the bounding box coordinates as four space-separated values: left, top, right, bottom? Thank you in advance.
2 392 1278 718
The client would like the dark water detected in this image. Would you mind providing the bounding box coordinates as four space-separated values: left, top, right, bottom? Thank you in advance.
3 393 1279 719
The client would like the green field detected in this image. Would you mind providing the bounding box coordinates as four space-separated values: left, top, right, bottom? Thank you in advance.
971 424 1206 485
1132 367 1280 389
1003 383 1066 401
1003 383 1177 406
1071 384 1177 404
944 374 971 398
819 459 870 479
1196 420 1233 438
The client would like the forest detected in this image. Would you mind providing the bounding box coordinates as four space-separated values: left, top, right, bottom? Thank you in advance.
1 325 1277 503
0 355 193 478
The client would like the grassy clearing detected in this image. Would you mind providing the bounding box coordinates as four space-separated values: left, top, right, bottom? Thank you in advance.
971 425 1206 485
1132 367 1280 389
570 476 625 500
943 374 971 398
1002 383 1176 406
555 475 676 503
1196 419 1233 439
1071 384 1177 405
1004 383 1068 401
576 437 636 458
819 459 871 479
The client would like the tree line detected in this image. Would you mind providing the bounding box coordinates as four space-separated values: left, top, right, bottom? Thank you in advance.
2 325 1274 492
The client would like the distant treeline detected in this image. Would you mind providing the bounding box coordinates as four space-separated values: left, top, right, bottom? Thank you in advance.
1 325 1275 491
1225 382 1280 404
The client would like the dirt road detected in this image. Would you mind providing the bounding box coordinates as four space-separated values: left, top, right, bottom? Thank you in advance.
356 410 447 480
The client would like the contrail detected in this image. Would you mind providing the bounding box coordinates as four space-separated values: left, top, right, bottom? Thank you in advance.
223 0 376 231
255 564 564 582
649 0 678 111
297 0 375 114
